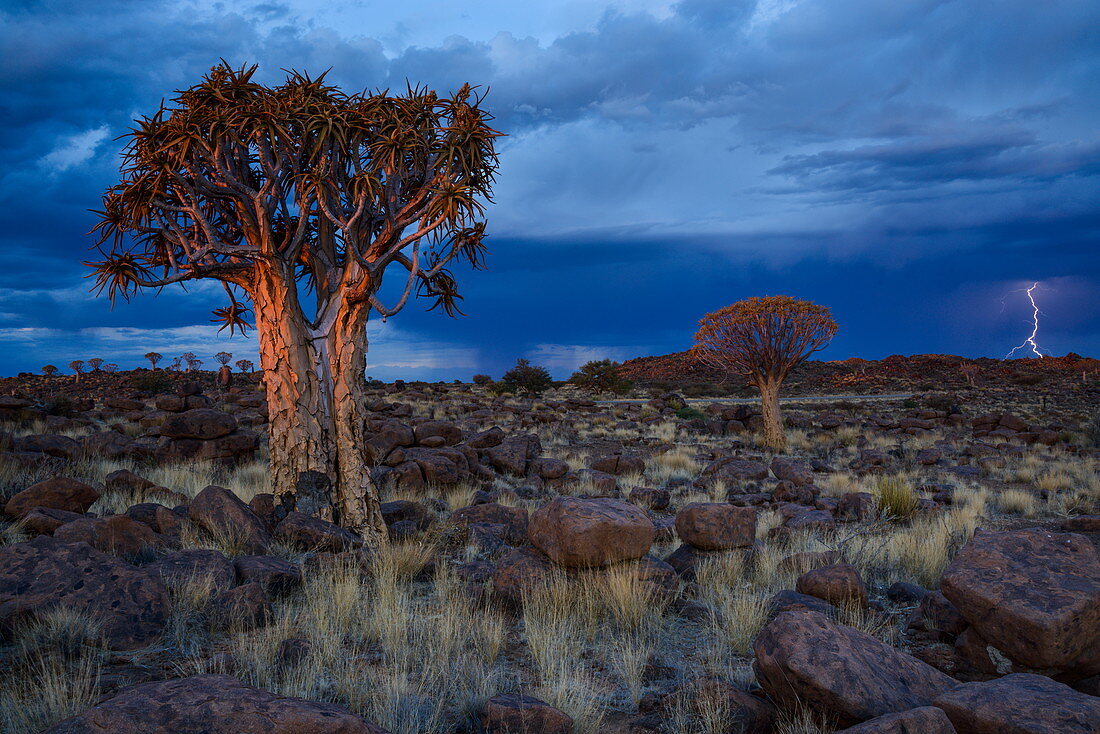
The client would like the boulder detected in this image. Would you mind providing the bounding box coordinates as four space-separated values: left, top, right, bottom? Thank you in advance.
274 511 363 552
834 707 956 734
529 496 655 568
753 611 957 727
491 547 557 607
234 555 302 594
481 694 573 734
795 563 868 608
939 528 1100 672
21 507 83 535
189 485 273 555
674 503 756 550
771 457 813 486
159 408 237 439
4 476 100 518
45 674 389 733
0 537 168 650
452 502 528 544
932 673 1100 734
14 434 81 460
413 420 463 445
53 515 162 558
208 582 271 631
147 549 236 593
485 434 541 476
697 458 769 486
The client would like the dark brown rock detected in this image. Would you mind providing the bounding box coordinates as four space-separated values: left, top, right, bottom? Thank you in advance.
697 457 769 486
21 507 83 535
159 408 237 439
0 537 168 650
274 511 363 552
45 674 389 733
491 547 557 607
753 610 957 727
234 555 302 594
53 515 162 558
208 581 271 631
939 528 1100 672
482 694 572 734
147 549 236 592
529 496 655 568
933 673 1100 734
674 503 756 550
452 502 528 544
834 706 956 733
795 563 868 608
4 476 99 518
188 485 273 555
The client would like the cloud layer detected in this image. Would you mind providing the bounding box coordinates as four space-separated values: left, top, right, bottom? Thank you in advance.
0 0 1097 377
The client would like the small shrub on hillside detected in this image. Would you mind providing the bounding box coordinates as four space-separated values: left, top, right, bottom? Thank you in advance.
1084 412 1100 448
42 397 75 418
925 393 958 412
500 359 553 396
876 476 918 519
129 370 174 394
675 406 706 421
1011 373 1044 386
569 360 632 396
472 374 492 385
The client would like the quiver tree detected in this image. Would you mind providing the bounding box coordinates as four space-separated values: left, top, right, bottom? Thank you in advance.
693 296 837 451
41 365 58 376
88 63 501 543
87 358 104 372
213 351 233 366
235 359 254 373
69 360 85 380
145 352 163 368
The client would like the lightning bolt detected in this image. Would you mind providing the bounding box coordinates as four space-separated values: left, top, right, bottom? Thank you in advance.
1004 282 1046 359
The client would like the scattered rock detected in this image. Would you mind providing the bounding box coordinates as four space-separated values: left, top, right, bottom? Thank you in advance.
482 694 573 734
753 610 957 727
46 674 389 733
189 485 274 555
674 503 756 550
795 563 868 608
4 476 100 518
529 496 655 568
933 672 1100 734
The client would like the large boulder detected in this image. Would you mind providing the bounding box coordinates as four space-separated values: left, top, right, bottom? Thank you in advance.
274 511 363 552
53 515 162 558
0 537 168 650
4 476 99 518
932 673 1100 734
46 674 389 733
939 528 1100 673
452 503 529 544
674 503 756 550
796 563 868 609
834 707 956 734
147 549 236 593
753 611 957 727
159 408 237 439
481 694 572 734
484 434 541 476
697 458 769 486
188 485 273 555
491 547 557 607
528 496 655 568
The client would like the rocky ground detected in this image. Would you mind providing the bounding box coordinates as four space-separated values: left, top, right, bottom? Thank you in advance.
0 371 1098 733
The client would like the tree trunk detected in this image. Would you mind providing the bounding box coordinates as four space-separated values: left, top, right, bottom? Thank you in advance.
758 378 786 452
252 269 385 547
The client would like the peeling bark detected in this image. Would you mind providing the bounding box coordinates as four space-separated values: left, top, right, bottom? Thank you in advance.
253 267 384 547
758 379 786 452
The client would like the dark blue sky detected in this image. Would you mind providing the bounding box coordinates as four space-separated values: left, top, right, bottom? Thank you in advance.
1 0 1097 379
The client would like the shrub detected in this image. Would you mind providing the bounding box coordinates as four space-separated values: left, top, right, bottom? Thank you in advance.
130 370 174 394
41 365 58 377
675 406 706 421
1084 412 1100 448
1011 373 1044 386
569 359 632 396
472 373 492 386
876 476 918 519
500 358 553 396
925 393 958 412
43 397 75 417
486 380 515 397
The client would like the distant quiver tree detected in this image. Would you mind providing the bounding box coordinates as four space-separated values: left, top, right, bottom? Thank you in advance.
87 63 501 542
693 296 837 451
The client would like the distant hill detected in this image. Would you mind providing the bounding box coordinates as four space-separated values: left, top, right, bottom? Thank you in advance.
618 351 1099 396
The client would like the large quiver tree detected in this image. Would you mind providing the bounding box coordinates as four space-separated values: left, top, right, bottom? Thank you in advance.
693 296 837 451
88 63 501 544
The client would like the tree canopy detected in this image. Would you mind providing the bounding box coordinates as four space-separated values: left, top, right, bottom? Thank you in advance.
88 62 502 329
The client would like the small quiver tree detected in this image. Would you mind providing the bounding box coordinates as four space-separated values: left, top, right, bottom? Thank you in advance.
41 365 58 377
693 296 837 451
69 360 85 382
87 63 501 542
87 358 104 372
145 352 163 369
235 359 254 374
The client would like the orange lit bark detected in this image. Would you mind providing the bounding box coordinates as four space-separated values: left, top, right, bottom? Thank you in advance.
252 266 384 547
